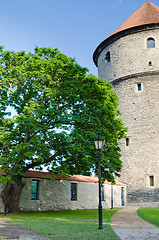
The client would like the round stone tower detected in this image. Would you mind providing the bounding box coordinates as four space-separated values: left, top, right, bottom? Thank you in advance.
93 1 159 206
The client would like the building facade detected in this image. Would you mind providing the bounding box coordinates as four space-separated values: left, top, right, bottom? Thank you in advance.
0 171 126 212
93 1 159 205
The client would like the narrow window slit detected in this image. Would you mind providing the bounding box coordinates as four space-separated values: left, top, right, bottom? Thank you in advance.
137 83 141 91
149 176 154 186
126 138 130 146
105 51 110 63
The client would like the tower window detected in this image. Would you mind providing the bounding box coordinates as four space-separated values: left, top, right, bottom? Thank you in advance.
147 38 155 48
137 83 141 91
105 51 110 63
149 176 154 186
149 61 152 66
126 138 130 146
135 83 142 92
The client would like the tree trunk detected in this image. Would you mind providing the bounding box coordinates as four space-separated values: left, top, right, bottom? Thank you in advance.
1 177 23 213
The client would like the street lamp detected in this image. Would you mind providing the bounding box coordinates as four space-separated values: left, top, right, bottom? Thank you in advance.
94 131 105 230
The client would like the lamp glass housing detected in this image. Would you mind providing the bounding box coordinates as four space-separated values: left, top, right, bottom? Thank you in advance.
94 132 105 150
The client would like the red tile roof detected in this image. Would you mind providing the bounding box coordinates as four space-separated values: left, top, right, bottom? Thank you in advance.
112 1 159 36
24 170 126 186
93 1 159 66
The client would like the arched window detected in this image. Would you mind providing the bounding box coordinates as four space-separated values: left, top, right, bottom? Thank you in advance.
147 37 155 48
149 61 152 66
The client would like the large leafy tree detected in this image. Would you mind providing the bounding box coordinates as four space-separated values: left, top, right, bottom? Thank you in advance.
0 47 126 212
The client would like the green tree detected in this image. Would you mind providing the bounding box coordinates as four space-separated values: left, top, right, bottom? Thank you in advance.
0 47 126 212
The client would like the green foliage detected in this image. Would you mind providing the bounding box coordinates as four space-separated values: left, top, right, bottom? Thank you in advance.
137 207 159 227
0 46 127 183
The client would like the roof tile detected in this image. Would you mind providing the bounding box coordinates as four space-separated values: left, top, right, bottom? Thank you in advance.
112 1 159 37
93 1 159 66
24 170 126 186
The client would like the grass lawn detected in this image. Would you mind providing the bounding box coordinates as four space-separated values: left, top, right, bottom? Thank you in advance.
1 209 120 240
137 207 159 227
0 209 117 220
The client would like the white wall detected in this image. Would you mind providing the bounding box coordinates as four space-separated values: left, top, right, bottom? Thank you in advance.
18 178 126 211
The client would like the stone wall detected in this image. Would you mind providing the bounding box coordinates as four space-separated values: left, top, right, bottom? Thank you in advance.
98 27 159 82
97 26 159 205
17 178 126 211
113 74 159 205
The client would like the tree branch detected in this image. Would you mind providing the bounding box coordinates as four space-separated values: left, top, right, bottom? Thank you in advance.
22 153 58 172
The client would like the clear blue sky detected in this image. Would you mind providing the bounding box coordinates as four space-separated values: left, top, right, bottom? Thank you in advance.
0 0 158 76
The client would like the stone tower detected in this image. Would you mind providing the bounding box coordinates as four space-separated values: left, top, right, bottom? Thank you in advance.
93 1 159 206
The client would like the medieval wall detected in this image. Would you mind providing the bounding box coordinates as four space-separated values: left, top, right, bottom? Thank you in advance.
17 178 126 211
98 28 159 82
97 27 159 205
114 74 159 205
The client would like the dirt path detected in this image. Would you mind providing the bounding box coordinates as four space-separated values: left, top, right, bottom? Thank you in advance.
0 219 51 240
111 207 159 240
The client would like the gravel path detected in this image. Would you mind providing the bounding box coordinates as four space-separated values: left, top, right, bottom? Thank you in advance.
0 219 51 240
111 207 159 240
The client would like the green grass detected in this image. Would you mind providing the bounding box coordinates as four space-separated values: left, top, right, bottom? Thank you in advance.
137 207 159 227
1 209 120 240
10 219 119 240
1 209 118 220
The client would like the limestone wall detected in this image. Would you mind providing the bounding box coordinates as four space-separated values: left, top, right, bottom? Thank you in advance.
97 24 159 205
18 178 126 211
98 28 159 82
113 74 159 204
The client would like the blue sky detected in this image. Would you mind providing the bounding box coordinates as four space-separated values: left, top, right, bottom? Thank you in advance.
0 0 158 76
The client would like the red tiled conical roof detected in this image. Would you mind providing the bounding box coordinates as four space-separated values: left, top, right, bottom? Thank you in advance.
93 1 159 66
113 1 159 36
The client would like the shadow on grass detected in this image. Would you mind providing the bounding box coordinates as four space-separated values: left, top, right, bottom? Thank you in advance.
1 209 120 240
10 219 120 240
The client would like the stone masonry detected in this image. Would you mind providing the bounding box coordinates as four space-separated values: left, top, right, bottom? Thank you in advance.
18 176 126 211
0 172 126 212
98 28 159 82
113 74 159 205
93 2 159 205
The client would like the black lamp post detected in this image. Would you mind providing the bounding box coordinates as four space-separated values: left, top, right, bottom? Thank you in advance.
94 131 105 230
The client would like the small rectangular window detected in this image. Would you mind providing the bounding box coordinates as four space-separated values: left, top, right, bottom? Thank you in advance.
71 183 77 201
101 187 105 201
105 51 110 63
126 138 130 146
137 83 141 91
121 187 125 206
149 176 154 186
31 180 39 200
